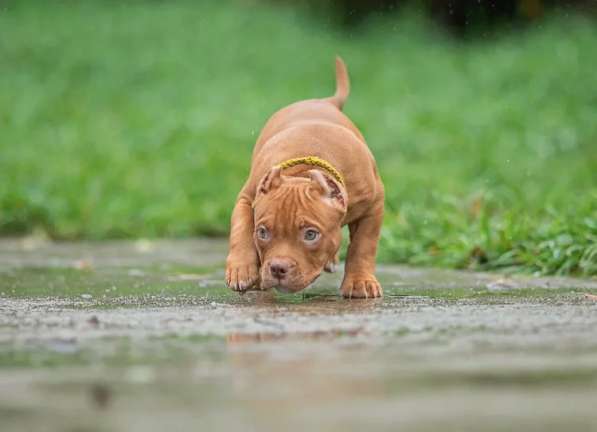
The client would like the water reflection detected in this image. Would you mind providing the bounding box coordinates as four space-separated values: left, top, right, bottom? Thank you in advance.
224 328 382 432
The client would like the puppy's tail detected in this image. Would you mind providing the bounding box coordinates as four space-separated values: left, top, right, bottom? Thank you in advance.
325 56 350 110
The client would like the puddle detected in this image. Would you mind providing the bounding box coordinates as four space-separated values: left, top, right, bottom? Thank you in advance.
1 238 597 431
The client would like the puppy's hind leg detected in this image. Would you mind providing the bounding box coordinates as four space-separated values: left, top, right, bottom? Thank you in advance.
225 192 260 292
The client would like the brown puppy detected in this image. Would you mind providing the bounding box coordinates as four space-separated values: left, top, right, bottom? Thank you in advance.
225 57 384 298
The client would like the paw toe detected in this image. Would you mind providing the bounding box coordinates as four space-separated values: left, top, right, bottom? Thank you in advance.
341 275 382 299
225 263 259 292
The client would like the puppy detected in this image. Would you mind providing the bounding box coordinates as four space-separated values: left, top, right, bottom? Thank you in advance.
225 57 384 298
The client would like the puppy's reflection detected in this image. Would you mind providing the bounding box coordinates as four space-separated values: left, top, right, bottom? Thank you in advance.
223 328 380 431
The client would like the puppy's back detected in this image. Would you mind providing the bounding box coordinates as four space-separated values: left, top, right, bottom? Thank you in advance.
254 57 364 151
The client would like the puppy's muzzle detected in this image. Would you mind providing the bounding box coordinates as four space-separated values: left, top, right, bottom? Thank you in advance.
269 258 293 281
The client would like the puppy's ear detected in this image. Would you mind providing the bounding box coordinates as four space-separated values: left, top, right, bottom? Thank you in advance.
308 169 347 212
257 166 283 195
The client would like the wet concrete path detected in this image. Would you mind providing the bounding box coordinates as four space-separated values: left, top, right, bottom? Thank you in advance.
1 238 596 431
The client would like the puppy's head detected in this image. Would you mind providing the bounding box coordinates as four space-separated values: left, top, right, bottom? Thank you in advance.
253 166 347 293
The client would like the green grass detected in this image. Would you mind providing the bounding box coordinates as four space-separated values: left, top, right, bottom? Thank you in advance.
0 1 595 275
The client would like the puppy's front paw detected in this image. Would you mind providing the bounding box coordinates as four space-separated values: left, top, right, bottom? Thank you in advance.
225 260 260 292
341 273 383 299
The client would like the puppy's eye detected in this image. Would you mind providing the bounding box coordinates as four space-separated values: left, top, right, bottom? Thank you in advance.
303 228 320 242
256 226 270 241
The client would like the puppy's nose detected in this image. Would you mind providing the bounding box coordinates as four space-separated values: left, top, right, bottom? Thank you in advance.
270 260 290 279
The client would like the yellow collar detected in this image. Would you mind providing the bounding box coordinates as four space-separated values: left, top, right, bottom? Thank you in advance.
275 156 345 186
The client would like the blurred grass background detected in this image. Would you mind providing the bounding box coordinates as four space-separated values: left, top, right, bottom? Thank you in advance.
0 0 595 275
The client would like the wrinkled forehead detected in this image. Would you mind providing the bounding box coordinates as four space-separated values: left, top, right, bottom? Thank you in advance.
253 183 337 231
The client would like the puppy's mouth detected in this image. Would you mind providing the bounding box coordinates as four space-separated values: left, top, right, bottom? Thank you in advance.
273 284 295 294
272 272 322 293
